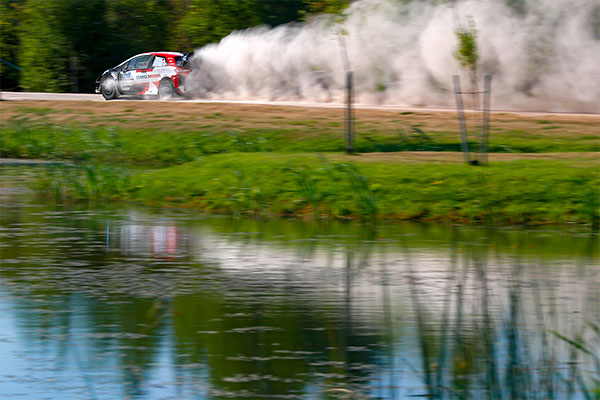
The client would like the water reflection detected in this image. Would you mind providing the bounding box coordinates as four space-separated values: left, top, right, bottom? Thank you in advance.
1 173 599 399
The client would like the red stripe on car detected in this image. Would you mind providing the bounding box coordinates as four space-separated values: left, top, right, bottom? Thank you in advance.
137 83 150 95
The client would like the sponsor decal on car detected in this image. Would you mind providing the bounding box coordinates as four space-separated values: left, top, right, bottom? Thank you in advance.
135 73 162 80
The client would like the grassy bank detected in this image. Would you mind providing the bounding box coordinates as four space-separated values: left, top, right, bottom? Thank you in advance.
34 153 599 226
2 101 599 164
4 100 598 226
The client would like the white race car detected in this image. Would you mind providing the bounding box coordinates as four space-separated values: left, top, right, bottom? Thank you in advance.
95 51 193 100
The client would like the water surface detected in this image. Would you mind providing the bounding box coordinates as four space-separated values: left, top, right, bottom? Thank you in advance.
1 167 598 399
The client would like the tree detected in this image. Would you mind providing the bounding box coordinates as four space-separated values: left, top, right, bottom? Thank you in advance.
301 0 350 18
455 18 479 111
19 0 70 91
105 0 171 58
255 0 305 27
171 0 263 50
19 0 110 92
0 0 23 90
60 0 109 92
454 17 493 165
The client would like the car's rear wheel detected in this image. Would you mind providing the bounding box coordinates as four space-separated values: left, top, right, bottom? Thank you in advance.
101 77 119 100
158 79 175 100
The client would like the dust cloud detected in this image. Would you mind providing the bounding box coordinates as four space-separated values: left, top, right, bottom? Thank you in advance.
188 0 600 113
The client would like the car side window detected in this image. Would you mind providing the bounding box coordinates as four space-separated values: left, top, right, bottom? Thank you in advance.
152 57 167 68
128 55 154 70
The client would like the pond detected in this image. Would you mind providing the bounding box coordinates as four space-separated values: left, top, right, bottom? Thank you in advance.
1 167 598 399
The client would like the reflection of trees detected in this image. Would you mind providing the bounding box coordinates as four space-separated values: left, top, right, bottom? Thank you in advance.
169 237 382 398
172 294 311 396
3 240 384 398
108 299 169 397
3 289 169 398
2 200 599 399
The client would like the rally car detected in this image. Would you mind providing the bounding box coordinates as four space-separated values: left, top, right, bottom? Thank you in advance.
95 51 193 100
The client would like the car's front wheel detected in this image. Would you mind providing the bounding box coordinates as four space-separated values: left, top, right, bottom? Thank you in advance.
101 77 119 100
158 79 175 100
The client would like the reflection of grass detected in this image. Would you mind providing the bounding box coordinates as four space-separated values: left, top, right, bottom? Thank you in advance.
407 245 600 399
551 323 600 398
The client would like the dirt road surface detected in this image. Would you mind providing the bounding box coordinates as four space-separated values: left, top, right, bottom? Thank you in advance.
2 91 598 117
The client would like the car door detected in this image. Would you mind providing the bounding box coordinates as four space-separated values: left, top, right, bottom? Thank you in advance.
117 60 133 92
146 56 168 93
119 55 154 94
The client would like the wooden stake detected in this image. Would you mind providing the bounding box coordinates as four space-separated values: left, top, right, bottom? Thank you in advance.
345 71 354 154
480 74 492 165
453 75 470 164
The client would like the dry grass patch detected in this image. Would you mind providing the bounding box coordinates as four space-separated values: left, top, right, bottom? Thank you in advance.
3 100 598 137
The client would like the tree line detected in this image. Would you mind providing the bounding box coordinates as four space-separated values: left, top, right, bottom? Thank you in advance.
0 0 349 92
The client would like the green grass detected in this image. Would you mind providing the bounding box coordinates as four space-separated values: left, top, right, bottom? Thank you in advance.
2 120 599 165
4 107 598 226
15 107 53 115
34 153 599 226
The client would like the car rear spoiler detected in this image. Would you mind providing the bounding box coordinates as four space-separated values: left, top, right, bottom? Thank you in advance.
176 51 195 68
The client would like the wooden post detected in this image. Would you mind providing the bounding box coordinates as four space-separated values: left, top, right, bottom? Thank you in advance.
453 75 470 164
480 74 492 165
345 71 354 154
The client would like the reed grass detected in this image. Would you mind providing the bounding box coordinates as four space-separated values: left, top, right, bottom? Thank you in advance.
31 153 599 226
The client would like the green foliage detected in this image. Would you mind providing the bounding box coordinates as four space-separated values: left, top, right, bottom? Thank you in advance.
0 0 22 89
255 0 306 27
35 152 599 225
301 0 350 18
173 0 262 50
455 18 478 74
4 105 599 226
19 0 70 91
138 155 598 225
173 0 307 50
18 0 110 92
34 162 131 202
3 118 599 165
105 0 171 58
